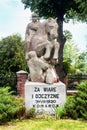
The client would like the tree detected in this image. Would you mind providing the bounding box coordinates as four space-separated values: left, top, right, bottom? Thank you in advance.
0 34 28 92
63 30 87 74
63 30 80 74
21 0 87 82
63 40 80 74
76 51 87 73
0 34 27 75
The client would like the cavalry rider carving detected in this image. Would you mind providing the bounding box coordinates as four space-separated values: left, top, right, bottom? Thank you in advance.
25 14 59 65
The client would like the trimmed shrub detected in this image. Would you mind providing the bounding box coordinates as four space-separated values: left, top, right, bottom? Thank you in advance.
0 87 25 124
76 81 87 119
63 81 87 120
63 96 78 119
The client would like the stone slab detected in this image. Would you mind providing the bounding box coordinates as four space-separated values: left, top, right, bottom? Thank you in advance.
25 81 66 114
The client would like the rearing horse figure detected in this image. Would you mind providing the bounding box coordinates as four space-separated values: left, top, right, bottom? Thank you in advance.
26 18 60 64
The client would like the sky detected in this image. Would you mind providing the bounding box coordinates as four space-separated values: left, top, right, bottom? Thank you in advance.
0 0 87 52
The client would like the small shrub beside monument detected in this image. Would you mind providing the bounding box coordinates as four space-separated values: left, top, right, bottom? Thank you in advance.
62 81 87 120
0 87 25 124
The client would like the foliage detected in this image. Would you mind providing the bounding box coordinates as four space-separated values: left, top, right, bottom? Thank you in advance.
63 81 87 120
0 73 17 94
0 87 25 124
63 31 87 74
76 51 87 73
63 39 80 74
63 42 79 66
63 30 72 42
21 0 87 22
63 96 78 119
63 31 74 74
63 30 87 74
63 58 72 75
25 108 36 119
63 30 87 75
0 34 28 92
0 34 27 75
76 81 87 119
74 0 87 21
55 106 64 119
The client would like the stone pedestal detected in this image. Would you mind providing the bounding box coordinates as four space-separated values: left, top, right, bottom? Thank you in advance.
25 81 66 114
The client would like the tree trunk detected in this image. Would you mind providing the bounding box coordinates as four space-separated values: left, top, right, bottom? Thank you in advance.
55 17 66 82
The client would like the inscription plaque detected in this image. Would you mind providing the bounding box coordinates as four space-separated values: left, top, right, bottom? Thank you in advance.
25 81 66 114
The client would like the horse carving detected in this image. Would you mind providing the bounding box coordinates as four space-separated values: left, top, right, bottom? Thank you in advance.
25 18 59 64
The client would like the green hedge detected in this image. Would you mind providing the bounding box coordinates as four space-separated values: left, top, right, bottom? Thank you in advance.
63 81 87 120
0 87 25 124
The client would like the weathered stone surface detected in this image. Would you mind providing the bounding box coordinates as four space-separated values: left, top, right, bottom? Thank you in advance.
25 14 60 84
27 51 49 83
46 67 59 84
25 18 59 64
27 51 59 84
25 81 66 114
25 13 41 60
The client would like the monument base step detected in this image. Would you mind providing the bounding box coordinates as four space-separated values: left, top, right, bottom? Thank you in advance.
25 81 66 114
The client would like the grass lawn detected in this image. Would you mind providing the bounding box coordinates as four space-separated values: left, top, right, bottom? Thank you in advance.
0 119 87 130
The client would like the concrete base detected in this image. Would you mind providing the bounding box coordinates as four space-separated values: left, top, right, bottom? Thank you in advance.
25 81 66 114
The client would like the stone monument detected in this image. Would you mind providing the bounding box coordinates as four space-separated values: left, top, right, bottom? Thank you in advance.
24 13 66 114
